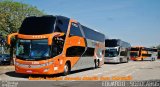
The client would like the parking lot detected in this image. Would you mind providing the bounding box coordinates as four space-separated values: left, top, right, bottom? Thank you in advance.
0 60 160 81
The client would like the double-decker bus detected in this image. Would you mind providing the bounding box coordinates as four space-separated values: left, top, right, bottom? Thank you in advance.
104 39 131 63
130 47 157 61
7 15 105 75
130 46 143 61
141 48 157 61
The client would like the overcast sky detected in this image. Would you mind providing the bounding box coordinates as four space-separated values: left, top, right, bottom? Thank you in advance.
14 0 160 47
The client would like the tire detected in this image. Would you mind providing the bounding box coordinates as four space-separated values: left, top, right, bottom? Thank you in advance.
62 62 70 76
153 58 156 61
95 59 99 68
151 58 155 61
10 60 14 65
119 58 123 63
141 58 143 61
126 58 129 63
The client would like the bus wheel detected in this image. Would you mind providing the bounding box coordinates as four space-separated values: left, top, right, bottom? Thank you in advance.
10 60 14 65
95 59 99 68
141 58 143 61
63 62 70 76
119 58 123 63
126 58 129 63
151 58 155 61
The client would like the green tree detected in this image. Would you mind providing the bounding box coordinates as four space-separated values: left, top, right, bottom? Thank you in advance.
0 0 45 64
0 0 44 36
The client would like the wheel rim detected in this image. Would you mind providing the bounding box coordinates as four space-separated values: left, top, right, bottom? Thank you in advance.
96 61 98 66
64 64 68 73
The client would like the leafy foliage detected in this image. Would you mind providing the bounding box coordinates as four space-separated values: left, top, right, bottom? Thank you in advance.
0 0 44 37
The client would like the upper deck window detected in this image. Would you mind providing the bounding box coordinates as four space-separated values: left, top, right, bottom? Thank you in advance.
19 16 56 35
105 40 119 47
130 48 140 51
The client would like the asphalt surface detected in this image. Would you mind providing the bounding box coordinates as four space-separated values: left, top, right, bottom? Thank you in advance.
0 59 160 87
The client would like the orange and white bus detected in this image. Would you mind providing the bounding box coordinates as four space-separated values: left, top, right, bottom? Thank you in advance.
7 15 105 75
130 47 157 61
130 46 143 61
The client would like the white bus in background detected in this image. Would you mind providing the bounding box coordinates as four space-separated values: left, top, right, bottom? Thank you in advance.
141 48 158 61
150 48 158 61
104 39 131 63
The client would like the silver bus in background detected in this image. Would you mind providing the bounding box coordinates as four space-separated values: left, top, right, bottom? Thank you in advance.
104 39 131 63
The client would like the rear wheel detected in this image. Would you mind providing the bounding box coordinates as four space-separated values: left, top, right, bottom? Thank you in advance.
119 58 123 63
151 58 155 61
62 63 70 76
126 58 129 63
95 59 99 68
141 58 143 61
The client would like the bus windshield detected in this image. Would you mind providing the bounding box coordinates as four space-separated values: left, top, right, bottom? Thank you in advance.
105 49 119 57
105 40 118 47
130 52 138 57
131 48 139 51
19 16 56 35
16 39 50 60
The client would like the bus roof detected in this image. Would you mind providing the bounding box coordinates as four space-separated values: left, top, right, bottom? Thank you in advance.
105 39 130 47
18 15 105 42
131 46 144 48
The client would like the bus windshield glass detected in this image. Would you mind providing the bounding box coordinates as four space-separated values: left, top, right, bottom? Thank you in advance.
131 48 139 51
16 39 50 60
19 16 56 35
105 49 119 57
105 40 118 47
130 52 138 57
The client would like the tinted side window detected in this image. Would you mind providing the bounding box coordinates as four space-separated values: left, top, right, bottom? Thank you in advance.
120 51 127 56
54 16 69 33
19 16 56 35
81 25 105 42
70 23 83 37
82 48 95 57
66 46 85 57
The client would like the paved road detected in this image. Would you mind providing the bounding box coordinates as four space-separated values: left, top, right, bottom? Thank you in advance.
0 60 160 87
0 60 160 81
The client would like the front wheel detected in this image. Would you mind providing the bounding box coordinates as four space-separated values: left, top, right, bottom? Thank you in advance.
62 63 70 76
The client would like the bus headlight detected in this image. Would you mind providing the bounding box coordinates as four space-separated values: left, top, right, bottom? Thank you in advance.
43 68 49 72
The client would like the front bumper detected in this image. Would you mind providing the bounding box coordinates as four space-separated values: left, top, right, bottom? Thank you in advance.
15 64 60 75
104 57 120 63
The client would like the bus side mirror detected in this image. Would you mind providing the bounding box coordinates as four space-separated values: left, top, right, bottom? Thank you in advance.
7 33 18 45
